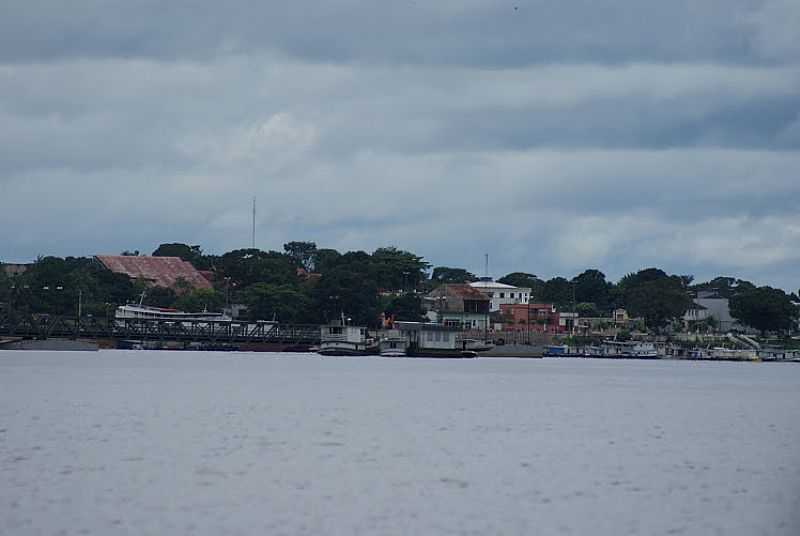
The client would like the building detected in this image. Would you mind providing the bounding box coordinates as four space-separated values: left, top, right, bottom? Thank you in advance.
682 291 743 333
499 303 560 333
1 263 32 277
95 255 213 291
425 284 491 330
576 308 645 335
468 277 531 312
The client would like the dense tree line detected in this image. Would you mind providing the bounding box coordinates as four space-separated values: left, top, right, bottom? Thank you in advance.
1 241 797 333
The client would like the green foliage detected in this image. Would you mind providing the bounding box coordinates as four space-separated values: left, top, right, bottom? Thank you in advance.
621 269 692 330
432 266 477 285
385 293 426 322
242 283 312 323
691 276 756 299
575 302 601 318
312 260 379 327
369 246 430 291
174 289 225 313
152 243 211 270
9 257 137 315
142 286 178 308
498 272 543 297
217 249 297 288
0 268 10 303
571 269 610 310
540 277 573 310
730 286 799 335
283 241 317 272
314 248 342 274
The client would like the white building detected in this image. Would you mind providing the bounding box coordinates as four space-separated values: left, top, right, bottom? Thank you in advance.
468 277 531 312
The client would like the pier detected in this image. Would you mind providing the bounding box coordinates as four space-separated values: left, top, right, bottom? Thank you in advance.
0 312 321 346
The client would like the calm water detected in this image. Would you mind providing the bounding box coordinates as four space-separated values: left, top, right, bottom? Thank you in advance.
1 351 799 535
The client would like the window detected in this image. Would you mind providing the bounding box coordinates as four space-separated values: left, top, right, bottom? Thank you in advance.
500 293 505 298
329 327 342 335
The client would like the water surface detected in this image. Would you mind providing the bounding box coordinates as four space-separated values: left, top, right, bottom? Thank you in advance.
1 351 799 535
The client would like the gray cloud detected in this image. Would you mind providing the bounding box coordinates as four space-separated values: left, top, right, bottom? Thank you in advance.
1 1 799 292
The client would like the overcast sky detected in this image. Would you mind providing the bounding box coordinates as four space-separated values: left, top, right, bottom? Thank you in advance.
1 1 799 290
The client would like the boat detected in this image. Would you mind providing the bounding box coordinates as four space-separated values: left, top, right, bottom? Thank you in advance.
379 336 407 357
115 303 231 322
543 344 584 357
318 320 377 356
597 340 659 359
394 321 480 358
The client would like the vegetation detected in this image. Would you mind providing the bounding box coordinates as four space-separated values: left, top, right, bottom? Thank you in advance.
730 286 798 336
2 242 798 335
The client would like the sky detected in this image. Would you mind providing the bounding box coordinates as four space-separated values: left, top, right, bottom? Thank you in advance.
1 1 799 291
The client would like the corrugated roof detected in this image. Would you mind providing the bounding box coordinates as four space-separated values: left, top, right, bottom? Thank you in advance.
430 284 490 300
95 256 212 290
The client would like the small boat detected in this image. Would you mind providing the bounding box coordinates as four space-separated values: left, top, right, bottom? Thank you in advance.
598 340 659 359
543 344 584 357
379 336 407 357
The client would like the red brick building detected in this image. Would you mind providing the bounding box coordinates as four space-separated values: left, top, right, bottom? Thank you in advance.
499 303 570 334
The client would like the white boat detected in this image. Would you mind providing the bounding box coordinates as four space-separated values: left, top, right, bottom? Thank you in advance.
598 340 658 359
379 336 407 357
394 322 479 358
318 321 376 356
115 304 231 322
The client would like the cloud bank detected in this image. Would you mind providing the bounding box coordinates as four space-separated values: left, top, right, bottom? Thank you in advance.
1 1 799 290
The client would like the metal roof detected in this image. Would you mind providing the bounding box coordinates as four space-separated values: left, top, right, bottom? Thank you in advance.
429 284 490 300
95 256 212 290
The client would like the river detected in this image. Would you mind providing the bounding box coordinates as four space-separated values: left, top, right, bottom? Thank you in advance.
1 351 799 535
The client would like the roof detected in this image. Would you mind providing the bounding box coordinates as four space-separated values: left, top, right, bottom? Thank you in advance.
95 256 212 290
429 284 490 301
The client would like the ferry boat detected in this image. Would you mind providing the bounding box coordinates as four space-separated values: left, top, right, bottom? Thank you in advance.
318 320 377 356
587 340 659 359
394 322 479 358
115 304 231 322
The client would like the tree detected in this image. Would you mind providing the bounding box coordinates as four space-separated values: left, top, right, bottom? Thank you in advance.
540 277 573 310
385 293 426 322
242 283 312 323
575 302 601 318
174 288 225 313
283 241 317 272
571 269 610 310
314 248 342 274
431 267 477 285
141 286 177 308
370 247 430 291
730 286 799 335
217 249 297 288
152 243 210 269
498 272 544 298
691 276 755 299
312 261 379 327
620 269 693 330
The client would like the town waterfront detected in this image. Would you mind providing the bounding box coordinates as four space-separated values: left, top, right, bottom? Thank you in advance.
2 351 799 535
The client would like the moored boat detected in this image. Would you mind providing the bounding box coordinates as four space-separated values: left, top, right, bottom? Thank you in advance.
318 320 376 356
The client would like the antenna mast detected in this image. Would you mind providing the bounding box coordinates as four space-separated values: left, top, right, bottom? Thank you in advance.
251 196 256 249
484 253 489 279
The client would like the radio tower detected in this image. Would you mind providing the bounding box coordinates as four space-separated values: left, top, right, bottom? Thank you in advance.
251 196 256 249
